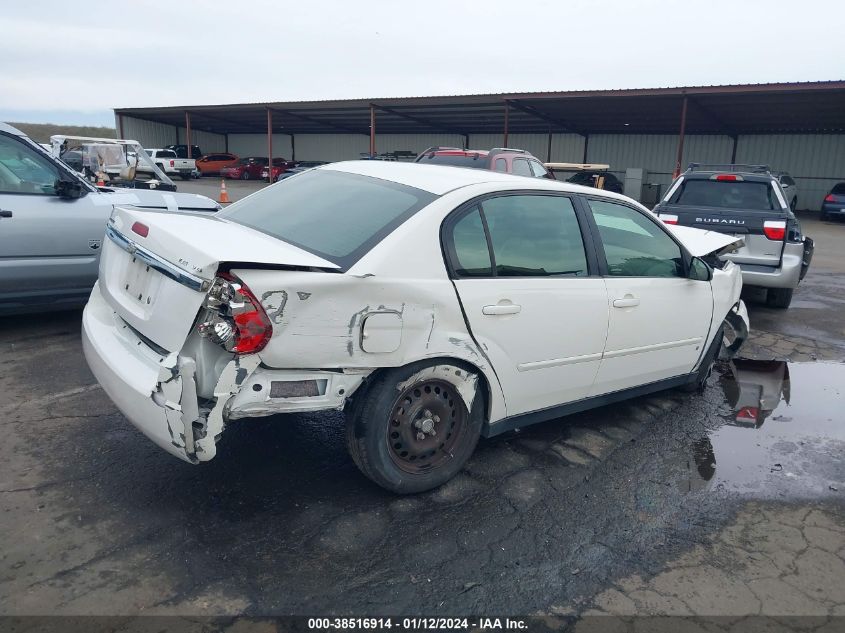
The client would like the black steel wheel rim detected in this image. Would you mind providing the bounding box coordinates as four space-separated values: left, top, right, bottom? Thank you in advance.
386 379 468 474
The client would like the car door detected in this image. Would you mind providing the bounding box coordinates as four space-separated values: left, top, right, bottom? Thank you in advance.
0 132 106 308
444 193 609 416
583 197 713 395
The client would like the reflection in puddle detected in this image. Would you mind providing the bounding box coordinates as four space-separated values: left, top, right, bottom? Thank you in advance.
683 360 844 496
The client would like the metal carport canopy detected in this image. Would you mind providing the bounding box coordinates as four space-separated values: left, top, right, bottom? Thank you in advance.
115 81 845 137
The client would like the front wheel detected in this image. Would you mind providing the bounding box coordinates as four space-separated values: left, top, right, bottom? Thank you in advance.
766 287 794 309
345 361 484 494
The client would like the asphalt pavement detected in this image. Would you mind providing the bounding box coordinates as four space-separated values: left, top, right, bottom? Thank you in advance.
1 214 843 626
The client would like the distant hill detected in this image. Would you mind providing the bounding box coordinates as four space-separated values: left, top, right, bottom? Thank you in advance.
5 122 117 143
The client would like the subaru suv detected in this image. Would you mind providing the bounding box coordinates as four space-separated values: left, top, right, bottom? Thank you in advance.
414 147 554 179
654 164 813 309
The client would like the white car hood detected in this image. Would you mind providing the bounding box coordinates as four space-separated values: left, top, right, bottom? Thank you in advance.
666 224 744 258
95 188 220 212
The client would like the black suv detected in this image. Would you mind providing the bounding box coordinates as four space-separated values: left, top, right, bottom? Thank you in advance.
414 147 553 178
653 163 813 309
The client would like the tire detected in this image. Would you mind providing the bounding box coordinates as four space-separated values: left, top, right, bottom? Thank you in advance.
766 287 794 309
180 174 190 181
820 209 828 221
345 360 484 494
240 171 250 180
790 198 797 212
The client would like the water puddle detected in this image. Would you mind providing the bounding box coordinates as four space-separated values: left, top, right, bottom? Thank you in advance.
683 360 844 497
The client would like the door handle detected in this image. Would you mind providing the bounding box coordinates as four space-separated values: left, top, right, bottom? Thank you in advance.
0 209 12 218
482 303 522 315
613 296 640 308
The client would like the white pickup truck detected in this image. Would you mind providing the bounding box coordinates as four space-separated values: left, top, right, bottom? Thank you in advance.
142 149 196 180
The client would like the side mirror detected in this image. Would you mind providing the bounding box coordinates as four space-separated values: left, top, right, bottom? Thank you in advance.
54 178 88 199
689 256 712 282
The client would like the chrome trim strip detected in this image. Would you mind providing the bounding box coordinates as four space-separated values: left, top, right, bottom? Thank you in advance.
517 352 602 372
105 225 209 292
603 337 702 360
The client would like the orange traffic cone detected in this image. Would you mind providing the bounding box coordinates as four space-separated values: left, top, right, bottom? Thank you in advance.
218 179 230 204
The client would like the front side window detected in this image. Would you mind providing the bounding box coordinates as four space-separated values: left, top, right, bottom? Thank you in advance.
511 159 532 177
446 195 588 277
529 161 549 178
589 199 684 277
0 134 59 195
219 169 436 268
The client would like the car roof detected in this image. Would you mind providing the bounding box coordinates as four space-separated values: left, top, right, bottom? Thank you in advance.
322 160 633 199
0 122 25 136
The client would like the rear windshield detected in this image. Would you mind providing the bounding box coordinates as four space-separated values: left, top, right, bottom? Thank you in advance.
157 150 177 158
218 169 436 268
670 179 780 210
417 153 488 169
831 183 845 195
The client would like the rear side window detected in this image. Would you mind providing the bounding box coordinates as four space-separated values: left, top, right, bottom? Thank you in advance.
446 195 588 277
450 207 493 276
671 179 780 210
219 170 436 268
494 158 507 172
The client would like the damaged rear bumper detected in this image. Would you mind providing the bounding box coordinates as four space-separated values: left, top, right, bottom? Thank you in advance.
83 282 370 463
82 282 204 463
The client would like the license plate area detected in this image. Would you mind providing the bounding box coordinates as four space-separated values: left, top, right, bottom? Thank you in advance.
123 254 163 308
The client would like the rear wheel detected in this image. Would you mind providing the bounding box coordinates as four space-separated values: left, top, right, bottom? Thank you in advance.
345 360 484 494
766 287 794 309
241 171 250 180
790 198 797 212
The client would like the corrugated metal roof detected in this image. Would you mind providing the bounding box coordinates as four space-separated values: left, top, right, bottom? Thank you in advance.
115 81 845 136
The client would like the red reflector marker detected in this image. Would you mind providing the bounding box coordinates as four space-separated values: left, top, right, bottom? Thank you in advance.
763 220 786 241
131 222 149 238
660 214 679 225
736 406 759 424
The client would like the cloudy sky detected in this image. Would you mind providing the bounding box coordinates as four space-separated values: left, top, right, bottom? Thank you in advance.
2 0 842 126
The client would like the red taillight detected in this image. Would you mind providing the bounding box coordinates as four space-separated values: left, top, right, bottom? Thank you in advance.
660 214 679 225
763 220 786 241
170 159 175 167
131 222 149 237
197 273 272 355
825 194 835 202
736 406 759 424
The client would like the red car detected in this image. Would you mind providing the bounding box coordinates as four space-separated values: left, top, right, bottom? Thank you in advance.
260 157 296 181
221 157 268 180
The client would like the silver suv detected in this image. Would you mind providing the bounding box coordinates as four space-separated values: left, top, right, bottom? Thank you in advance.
653 164 813 308
0 122 219 315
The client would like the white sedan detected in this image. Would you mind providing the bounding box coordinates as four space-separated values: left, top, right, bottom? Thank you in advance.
82 161 749 493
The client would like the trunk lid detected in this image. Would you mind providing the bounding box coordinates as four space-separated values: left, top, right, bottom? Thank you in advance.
98 206 339 352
